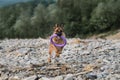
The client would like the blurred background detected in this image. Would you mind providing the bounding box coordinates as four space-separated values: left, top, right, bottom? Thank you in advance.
0 0 120 39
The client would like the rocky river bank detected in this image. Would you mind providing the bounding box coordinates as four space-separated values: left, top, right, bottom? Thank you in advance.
0 38 120 80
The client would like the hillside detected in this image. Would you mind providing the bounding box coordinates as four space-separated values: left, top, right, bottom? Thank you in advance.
89 30 120 40
0 0 120 39
106 31 120 39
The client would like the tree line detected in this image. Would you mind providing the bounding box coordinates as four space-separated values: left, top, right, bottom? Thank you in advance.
0 0 120 39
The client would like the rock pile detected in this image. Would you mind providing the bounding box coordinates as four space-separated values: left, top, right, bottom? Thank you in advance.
0 38 120 80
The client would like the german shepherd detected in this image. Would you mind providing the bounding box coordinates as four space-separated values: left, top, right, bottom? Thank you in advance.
48 24 66 63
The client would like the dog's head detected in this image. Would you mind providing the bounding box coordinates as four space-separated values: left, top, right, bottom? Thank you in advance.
53 24 64 36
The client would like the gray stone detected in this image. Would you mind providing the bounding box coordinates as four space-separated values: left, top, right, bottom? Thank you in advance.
0 74 9 80
77 75 83 80
64 74 74 80
85 73 97 80
110 77 117 80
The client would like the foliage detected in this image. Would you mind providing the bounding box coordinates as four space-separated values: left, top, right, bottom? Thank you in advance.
0 0 120 39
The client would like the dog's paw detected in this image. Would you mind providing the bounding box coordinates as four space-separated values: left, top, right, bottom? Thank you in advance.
48 58 51 63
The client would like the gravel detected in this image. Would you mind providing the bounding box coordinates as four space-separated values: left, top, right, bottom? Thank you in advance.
0 38 120 80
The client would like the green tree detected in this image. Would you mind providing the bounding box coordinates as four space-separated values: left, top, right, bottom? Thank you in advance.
31 4 48 37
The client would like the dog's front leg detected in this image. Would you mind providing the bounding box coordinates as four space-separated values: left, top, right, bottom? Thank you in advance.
48 49 52 63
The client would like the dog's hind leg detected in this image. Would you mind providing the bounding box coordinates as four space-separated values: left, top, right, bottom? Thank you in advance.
56 50 60 57
48 50 52 63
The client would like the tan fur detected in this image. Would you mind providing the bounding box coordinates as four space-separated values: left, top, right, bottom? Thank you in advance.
48 24 66 63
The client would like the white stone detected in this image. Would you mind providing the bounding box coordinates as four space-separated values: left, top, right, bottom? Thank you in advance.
23 75 36 80
64 74 74 80
39 77 50 80
9 76 20 80
54 76 64 80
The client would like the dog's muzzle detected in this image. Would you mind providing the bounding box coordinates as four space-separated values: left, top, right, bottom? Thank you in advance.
56 32 62 36
50 34 67 47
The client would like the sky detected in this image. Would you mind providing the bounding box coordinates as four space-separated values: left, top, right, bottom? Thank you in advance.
0 0 32 7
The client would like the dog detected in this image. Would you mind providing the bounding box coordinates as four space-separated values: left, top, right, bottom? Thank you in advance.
48 24 66 63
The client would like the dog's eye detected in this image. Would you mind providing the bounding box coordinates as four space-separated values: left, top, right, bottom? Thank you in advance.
60 30 63 32
58 30 62 32
56 30 59 32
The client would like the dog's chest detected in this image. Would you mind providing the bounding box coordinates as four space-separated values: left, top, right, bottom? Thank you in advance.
53 36 64 44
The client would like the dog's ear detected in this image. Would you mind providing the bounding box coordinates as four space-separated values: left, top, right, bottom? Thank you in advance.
53 24 59 29
55 24 59 27
60 24 64 29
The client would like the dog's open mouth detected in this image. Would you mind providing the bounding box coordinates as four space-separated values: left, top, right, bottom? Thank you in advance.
56 32 62 36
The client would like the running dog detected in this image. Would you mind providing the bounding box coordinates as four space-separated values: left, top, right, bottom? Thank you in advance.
48 24 66 63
